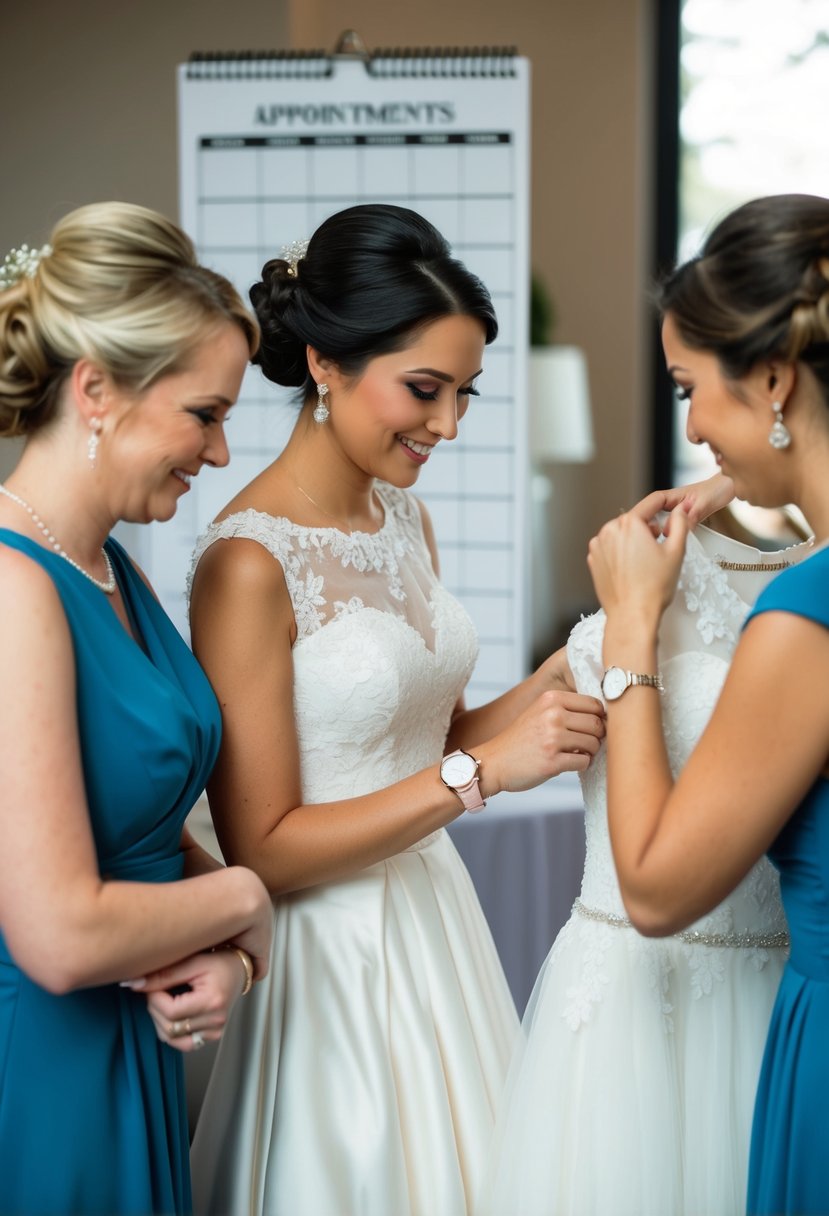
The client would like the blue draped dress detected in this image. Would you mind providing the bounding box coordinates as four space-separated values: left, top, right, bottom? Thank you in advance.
746 546 829 1215
0 531 220 1215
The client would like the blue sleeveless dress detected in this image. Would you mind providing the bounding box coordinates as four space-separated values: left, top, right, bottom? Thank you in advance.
0 531 221 1215
745 546 829 1215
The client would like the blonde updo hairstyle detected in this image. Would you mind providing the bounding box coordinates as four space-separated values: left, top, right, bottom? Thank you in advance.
0 201 258 438
658 194 829 410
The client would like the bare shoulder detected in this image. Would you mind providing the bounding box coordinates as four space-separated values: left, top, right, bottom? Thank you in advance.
0 543 74 682
0 542 67 621
190 528 297 654
192 530 287 601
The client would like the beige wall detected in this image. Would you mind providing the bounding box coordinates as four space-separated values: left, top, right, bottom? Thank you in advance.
2 0 654 642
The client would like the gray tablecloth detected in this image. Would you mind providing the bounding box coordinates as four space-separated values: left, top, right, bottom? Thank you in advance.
447 772 586 1014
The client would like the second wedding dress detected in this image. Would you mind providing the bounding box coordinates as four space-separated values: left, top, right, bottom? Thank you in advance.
481 524 805 1216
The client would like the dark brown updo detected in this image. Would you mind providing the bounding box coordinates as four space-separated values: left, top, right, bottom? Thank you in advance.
249 203 498 399
658 194 829 406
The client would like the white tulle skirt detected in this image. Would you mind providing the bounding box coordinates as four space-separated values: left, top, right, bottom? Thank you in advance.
478 907 787 1216
191 828 519 1216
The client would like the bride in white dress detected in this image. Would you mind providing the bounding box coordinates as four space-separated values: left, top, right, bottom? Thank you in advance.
186 204 609 1216
481 519 809 1216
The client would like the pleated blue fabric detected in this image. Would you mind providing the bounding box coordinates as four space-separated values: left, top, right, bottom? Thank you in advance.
0 531 220 1215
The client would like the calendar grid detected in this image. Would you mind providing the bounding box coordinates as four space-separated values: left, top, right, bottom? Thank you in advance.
163 54 530 704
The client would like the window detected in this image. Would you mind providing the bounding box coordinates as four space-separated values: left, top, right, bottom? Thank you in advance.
653 0 829 513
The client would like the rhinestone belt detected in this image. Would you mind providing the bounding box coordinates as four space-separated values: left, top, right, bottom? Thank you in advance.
573 898 789 949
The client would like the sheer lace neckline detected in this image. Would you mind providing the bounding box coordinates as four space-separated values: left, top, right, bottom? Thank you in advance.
211 482 399 558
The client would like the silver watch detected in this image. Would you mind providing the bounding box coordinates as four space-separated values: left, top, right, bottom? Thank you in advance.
601 666 664 702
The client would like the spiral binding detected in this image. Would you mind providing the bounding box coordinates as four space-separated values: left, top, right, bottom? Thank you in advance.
369 46 517 78
187 50 332 80
186 46 518 80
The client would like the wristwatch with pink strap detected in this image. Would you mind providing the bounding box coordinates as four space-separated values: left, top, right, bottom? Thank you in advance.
440 748 486 812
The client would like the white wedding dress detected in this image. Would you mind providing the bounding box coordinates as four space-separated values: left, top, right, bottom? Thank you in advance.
188 483 519 1216
480 524 806 1216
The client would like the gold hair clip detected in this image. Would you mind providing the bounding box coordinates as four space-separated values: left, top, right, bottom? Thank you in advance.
281 238 310 278
0 243 52 291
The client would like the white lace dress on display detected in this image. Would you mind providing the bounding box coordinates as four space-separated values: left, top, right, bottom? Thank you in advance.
480 524 806 1216
188 483 519 1216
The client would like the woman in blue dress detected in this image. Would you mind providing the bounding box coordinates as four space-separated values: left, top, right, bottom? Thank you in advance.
587 193 829 1215
0 202 273 1215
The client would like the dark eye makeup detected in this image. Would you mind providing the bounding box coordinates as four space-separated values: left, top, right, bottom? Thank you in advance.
405 382 481 402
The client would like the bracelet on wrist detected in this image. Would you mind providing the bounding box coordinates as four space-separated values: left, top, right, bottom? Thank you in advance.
211 943 254 996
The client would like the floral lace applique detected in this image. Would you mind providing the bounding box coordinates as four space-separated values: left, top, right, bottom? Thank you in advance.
560 919 615 1031
685 945 726 1000
677 534 747 646
294 569 327 635
633 934 676 1031
333 595 367 621
188 483 424 642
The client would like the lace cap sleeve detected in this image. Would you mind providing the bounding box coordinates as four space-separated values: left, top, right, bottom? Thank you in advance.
186 509 295 606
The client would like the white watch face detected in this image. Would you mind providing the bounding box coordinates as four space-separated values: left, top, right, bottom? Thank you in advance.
602 666 628 701
441 752 477 788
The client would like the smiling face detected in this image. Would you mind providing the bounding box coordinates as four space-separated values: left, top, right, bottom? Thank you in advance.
319 313 486 487
662 312 794 508
105 321 250 523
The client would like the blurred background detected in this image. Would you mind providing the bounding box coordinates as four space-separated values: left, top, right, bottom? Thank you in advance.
3 0 829 656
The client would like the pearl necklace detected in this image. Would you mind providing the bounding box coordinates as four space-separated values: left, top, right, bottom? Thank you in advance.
0 483 117 594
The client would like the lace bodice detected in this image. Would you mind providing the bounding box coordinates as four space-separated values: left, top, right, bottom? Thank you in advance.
189 483 478 804
567 525 803 941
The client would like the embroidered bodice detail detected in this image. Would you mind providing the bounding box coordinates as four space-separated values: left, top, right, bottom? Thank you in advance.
189 483 478 808
561 526 792 1030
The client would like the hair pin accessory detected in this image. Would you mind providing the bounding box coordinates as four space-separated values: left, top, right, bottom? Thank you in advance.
0 243 52 291
282 238 310 278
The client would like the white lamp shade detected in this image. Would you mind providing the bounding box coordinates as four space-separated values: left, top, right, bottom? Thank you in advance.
529 345 595 463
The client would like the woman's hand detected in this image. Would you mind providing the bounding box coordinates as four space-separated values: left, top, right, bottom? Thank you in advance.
588 503 690 624
136 949 252 1054
631 471 734 535
479 689 605 795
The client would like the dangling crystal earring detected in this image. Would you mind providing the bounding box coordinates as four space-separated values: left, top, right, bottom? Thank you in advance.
768 401 792 450
313 383 330 424
87 417 102 467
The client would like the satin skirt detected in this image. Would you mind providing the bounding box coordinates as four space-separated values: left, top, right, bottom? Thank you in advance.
191 829 519 1216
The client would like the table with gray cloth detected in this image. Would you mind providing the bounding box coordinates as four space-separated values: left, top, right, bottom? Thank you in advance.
447 771 586 1015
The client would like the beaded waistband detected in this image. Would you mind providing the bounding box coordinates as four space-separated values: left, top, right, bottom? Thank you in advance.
573 897 789 949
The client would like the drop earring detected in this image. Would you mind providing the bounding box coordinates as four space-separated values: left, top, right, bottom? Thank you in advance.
87 417 102 467
313 383 330 424
768 401 791 450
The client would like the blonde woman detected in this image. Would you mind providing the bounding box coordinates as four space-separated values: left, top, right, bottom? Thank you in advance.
0 202 273 1216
